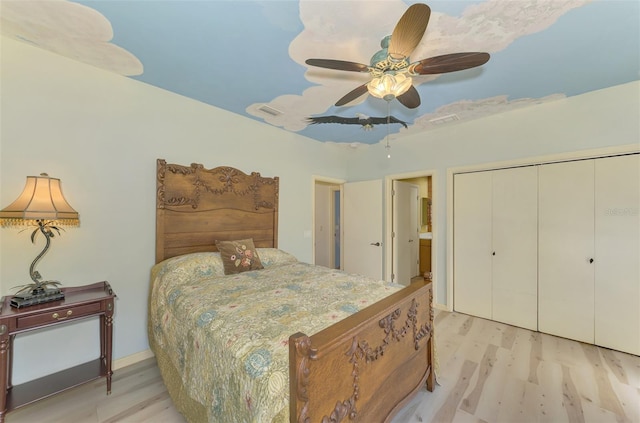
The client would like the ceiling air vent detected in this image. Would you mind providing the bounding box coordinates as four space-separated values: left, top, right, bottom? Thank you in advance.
429 114 460 125
258 105 283 116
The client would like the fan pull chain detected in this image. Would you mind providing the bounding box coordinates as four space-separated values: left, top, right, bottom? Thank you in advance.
386 99 391 159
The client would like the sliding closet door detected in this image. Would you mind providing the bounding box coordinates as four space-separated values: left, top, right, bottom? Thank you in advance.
539 160 595 344
492 167 538 330
594 154 640 355
453 172 492 319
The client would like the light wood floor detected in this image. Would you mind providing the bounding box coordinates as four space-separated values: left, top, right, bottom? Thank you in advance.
6 311 639 423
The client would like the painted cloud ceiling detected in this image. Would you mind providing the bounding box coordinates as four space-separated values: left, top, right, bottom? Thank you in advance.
2 0 638 146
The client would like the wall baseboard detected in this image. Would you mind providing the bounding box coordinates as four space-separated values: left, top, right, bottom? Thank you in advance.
434 302 450 312
114 349 155 370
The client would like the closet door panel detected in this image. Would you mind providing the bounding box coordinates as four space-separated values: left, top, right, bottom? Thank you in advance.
492 166 538 330
594 154 640 355
454 172 492 319
539 160 595 344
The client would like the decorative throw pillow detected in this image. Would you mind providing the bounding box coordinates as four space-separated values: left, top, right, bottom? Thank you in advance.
215 238 264 275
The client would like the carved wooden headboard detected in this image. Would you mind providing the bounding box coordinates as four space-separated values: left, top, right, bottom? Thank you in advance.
155 159 279 263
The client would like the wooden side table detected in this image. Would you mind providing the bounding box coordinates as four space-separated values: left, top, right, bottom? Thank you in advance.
0 281 116 422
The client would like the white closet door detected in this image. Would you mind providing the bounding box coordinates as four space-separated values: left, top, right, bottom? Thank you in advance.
539 160 595 344
492 166 538 330
454 172 492 319
594 154 640 355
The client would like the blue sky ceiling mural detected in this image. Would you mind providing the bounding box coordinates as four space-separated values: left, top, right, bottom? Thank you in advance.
2 0 638 147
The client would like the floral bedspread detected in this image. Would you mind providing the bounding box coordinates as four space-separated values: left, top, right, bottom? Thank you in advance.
148 249 403 423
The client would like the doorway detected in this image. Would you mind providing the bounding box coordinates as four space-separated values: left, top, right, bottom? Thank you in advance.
392 180 420 285
313 178 343 269
314 177 386 280
386 172 435 286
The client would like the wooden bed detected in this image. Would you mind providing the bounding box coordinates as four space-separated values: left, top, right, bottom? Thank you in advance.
153 159 435 422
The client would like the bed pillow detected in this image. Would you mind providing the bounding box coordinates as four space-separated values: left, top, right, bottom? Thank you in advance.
151 252 227 285
256 248 299 267
215 238 264 275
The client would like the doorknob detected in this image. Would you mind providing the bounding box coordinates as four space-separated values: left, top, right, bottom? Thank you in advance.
589 258 594 263
370 242 381 246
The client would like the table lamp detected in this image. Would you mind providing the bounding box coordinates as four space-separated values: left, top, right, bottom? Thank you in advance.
0 173 79 308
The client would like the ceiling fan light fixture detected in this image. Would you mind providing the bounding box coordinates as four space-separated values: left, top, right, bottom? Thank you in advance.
368 73 412 101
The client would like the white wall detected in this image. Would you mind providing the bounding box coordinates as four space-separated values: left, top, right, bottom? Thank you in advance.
0 37 350 382
345 81 640 306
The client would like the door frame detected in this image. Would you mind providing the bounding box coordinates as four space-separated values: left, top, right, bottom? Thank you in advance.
385 170 437 294
312 176 345 268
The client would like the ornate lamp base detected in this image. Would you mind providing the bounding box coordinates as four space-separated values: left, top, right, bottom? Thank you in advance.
10 286 65 308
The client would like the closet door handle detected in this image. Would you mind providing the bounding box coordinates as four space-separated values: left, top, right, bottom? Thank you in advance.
589 258 594 263
492 251 496 256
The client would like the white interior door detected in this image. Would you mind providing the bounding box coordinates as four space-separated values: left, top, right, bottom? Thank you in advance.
594 154 640 355
453 172 493 319
332 188 341 269
491 166 538 331
409 186 419 278
392 181 419 285
539 160 595 344
343 180 383 280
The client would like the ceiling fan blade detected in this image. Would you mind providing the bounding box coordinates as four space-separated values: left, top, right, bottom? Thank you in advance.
306 59 370 73
396 85 421 109
388 4 431 61
410 52 490 75
335 84 369 106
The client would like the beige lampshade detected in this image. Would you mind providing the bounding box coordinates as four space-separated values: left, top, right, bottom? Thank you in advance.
0 173 79 227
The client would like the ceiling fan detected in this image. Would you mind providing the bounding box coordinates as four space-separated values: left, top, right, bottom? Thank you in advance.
305 3 490 109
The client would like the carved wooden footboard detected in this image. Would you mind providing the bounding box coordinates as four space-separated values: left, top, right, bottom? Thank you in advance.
289 280 435 423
